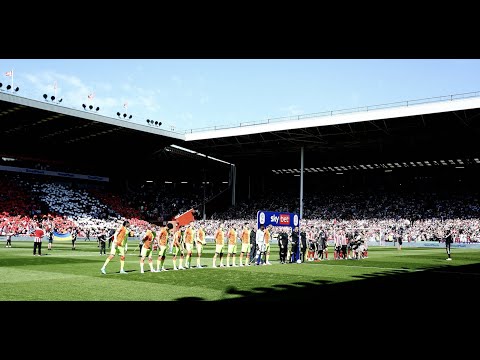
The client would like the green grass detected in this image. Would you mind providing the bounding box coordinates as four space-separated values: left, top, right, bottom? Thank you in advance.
1 239 479 302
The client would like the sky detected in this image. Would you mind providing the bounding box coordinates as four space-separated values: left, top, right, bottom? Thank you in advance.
1 59 480 132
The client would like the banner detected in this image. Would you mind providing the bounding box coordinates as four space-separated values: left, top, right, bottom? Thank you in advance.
174 208 195 226
52 230 73 241
257 210 300 262
256 210 299 229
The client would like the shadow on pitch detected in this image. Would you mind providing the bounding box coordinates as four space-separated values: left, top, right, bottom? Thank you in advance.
173 262 480 304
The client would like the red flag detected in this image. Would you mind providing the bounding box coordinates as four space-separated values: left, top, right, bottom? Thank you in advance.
174 209 195 226
5 70 13 77
88 93 95 100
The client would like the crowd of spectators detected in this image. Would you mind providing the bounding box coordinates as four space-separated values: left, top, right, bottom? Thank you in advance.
1 171 479 244
0 174 43 217
211 190 480 243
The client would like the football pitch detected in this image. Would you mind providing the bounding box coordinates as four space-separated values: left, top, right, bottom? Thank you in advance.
1 239 479 302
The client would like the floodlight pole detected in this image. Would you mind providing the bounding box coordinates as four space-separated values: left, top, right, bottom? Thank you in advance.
231 164 236 206
300 146 304 220
203 164 207 220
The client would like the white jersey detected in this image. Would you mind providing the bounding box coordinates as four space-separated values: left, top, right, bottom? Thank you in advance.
256 229 265 246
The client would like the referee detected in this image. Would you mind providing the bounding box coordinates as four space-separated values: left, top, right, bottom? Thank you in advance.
278 230 288 264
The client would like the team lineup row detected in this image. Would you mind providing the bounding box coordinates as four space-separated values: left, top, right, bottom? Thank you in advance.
99 220 373 274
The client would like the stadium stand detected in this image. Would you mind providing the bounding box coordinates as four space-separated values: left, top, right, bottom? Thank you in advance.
1 90 480 245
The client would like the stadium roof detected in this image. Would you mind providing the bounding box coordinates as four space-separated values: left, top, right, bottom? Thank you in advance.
0 92 185 175
183 92 480 171
1 90 480 176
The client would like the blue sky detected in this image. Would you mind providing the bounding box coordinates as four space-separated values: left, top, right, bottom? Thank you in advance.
1 59 479 132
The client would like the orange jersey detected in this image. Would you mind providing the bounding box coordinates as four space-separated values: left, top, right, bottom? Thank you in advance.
227 228 237 245
158 227 169 246
142 229 154 249
174 230 183 246
264 229 271 244
116 226 128 247
184 227 194 244
215 228 224 245
241 228 250 244
197 228 205 244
